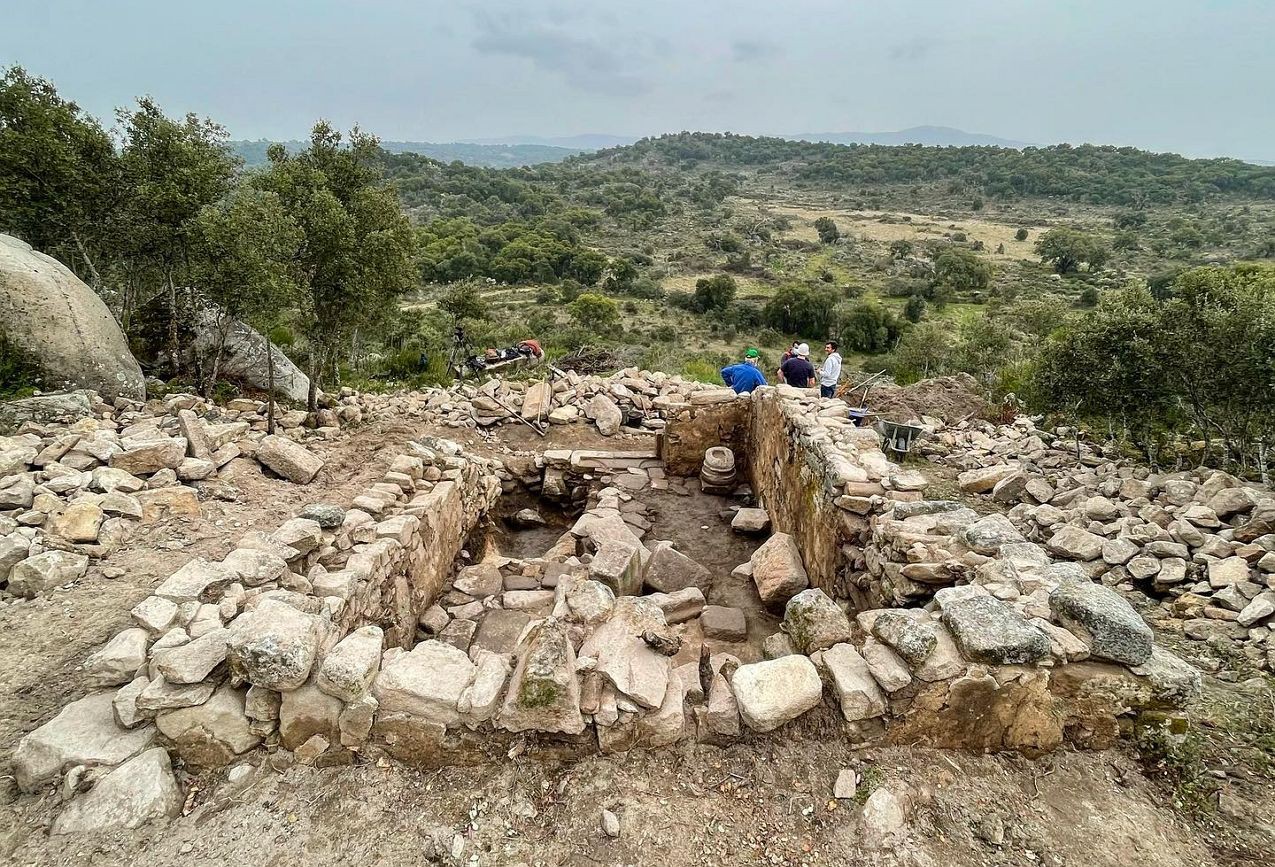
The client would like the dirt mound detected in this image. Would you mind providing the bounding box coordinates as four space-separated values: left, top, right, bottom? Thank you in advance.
857 373 989 423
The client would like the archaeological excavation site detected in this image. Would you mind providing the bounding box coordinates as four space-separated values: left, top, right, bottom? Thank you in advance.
5 364 1270 866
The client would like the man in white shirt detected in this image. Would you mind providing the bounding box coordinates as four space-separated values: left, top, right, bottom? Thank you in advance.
818 340 842 398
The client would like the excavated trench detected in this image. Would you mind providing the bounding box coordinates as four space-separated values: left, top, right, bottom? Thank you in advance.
445 453 775 662
11 384 1204 823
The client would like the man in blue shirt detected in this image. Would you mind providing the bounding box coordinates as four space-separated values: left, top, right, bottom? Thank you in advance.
721 348 768 394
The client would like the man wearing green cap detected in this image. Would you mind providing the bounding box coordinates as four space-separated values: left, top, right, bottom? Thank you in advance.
720 348 768 394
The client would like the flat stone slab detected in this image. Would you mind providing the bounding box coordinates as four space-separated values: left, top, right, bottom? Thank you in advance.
52 747 181 834
702 606 747 642
14 692 156 792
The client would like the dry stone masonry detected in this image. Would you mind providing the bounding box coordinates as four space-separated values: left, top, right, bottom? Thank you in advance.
8 375 1206 834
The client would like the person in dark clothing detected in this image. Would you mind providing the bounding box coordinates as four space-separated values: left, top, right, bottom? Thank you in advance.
720 348 768 394
778 342 816 387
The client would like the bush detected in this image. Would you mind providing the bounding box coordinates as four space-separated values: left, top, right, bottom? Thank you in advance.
627 277 665 299
558 279 584 303
835 300 905 354
1035 227 1111 274
568 293 620 332
904 294 927 323
889 239 914 259
1015 227 1029 242
814 216 839 244
0 333 43 398
934 247 993 296
762 284 840 336
665 291 698 312
693 274 738 312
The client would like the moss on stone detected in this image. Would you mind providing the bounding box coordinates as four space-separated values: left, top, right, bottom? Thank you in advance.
518 678 560 710
0 333 42 399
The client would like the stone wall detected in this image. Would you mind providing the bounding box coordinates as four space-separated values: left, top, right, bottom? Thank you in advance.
746 387 926 602
12 436 500 789
11 379 1208 828
658 393 751 477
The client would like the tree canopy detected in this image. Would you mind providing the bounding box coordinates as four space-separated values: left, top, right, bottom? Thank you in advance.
254 122 416 407
1035 227 1111 274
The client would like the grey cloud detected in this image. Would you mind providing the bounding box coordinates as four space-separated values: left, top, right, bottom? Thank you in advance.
471 14 653 97
731 39 781 62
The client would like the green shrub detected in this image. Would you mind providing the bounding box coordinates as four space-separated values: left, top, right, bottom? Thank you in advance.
0 333 42 399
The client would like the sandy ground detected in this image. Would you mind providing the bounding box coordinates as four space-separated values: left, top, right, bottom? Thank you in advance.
1 419 1273 866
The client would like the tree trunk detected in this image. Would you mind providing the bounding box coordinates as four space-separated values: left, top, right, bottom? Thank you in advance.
166 268 181 378
71 232 103 292
307 350 320 413
266 337 277 435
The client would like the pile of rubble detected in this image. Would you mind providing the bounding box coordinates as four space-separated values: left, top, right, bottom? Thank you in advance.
0 389 358 600
356 368 729 435
929 417 1275 672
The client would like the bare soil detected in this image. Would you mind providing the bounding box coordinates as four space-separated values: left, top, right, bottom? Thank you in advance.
853 374 991 424
1 419 1272 866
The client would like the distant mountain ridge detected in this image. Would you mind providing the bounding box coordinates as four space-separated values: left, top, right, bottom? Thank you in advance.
230 128 1271 169
790 125 1034 149
461 134 638 150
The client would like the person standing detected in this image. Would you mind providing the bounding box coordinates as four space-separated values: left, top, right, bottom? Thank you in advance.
818 340 842 398
776 341 799 382
779 343 816 388
720 348 768 394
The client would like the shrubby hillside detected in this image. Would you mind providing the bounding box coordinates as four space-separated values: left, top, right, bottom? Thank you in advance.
4 65 1275 477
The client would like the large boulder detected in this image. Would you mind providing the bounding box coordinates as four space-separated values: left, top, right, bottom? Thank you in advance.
940 594 1049 665
731 655 823 732
226 599 327 690
0 233 144 400
821 643 887 721
190 308 310 402
783 589 852 654
8 550 89 597
255 435 324 484
749 533 809 606
1046 526 1106 562
155 684 259 767
373 640 476 727
1049 580 1153 665
317 625 383 702
642 542 711 594
585 394 623 436
498 620 585 734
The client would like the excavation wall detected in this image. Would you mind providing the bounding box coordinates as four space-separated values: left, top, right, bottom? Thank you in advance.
12 378 1202 817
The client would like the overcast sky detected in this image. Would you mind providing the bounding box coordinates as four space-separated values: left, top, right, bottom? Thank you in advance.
3 0 1272 160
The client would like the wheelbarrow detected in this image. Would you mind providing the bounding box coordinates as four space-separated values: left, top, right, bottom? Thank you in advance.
876 418 925 456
